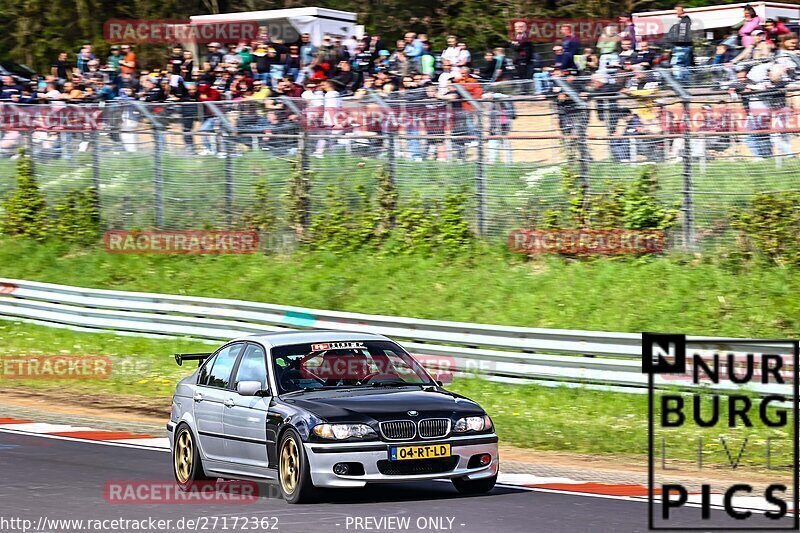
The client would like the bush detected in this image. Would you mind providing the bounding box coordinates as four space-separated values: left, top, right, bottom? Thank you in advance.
621 167 678 231
1 151 48 240
52 188 101 245
532 166 678 233
304 167 475 257
1 149 101 245
242 179 276 234
732 193 800 265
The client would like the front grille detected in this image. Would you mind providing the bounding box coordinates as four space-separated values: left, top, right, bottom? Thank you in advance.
418 418 450 439
379 420 416 440
377 456 459 476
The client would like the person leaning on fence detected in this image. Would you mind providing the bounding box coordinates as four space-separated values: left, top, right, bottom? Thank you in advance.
172 82 200 155
534 45 575 95
611 108 646 163
731 30 773 64
484 92 514 165
652 101 685 162
554 84 583 150
764 64 794 157
775 33 800 78
695 103 733 158
576 48 599 75
196 82 222 156
311 79 342 158
581 73 623 136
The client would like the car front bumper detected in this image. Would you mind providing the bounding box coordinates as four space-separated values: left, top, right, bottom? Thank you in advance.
303 434 499 488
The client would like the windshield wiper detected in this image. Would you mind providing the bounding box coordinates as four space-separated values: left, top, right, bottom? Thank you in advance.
369 381 423 388
281 385 343 395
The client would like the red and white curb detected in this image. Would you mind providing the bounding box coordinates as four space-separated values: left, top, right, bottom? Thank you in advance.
0 417 170 450
0 417 789 513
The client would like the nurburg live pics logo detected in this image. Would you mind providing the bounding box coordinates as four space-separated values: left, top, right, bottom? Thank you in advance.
643 333 799 530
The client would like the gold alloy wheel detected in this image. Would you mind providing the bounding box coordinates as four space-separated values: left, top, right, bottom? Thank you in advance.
174 429 193 484
280 438 300 494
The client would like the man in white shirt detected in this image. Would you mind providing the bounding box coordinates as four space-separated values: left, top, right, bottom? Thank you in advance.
456 41 471 67
437 59 455 95
441 36 461 65
314 80 342 156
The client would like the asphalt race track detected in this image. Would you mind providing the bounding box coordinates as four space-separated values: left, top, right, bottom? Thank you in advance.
0 431 793 533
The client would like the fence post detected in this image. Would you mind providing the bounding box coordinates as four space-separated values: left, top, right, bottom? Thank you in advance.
660 71 695 250
206 102 236 227
454 85 487 236
132 102 165 228
476 111 486 236
90 129 101 222
154 130 165 228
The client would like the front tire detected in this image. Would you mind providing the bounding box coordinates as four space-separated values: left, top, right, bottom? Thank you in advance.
173 424 212 491
452 474 497 495
278 429 317 503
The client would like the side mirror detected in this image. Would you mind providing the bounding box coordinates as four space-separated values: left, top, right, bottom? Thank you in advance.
436 380 444 387
237 381 265 397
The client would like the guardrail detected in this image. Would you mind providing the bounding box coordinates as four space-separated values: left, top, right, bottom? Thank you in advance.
0 278 790 395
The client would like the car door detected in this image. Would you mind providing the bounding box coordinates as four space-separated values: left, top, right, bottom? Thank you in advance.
194 342 244 462
223 342 271 469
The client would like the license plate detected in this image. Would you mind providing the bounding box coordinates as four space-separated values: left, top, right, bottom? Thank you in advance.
388 443 451 461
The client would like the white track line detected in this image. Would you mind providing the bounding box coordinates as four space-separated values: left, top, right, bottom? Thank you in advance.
0 425 792 514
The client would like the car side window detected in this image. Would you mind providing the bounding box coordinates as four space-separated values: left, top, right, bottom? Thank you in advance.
204 343 244 389
233 344 268 392
197 354 218 386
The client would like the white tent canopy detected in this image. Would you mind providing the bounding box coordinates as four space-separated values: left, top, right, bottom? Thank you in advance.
190 7 358 45
634 1 800 37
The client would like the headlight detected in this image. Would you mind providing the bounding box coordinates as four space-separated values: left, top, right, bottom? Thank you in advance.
453 415 493 433
313 423 376 440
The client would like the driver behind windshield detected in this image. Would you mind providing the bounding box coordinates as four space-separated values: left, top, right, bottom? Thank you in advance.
273 340 434 394
321 350 374 386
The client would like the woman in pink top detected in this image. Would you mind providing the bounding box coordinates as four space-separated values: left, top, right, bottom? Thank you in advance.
739 5 762 47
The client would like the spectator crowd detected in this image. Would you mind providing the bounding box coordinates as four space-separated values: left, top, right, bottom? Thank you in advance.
0 3 798 162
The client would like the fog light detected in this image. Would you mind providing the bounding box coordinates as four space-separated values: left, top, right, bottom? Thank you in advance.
333 462 350 475
479 454 491 466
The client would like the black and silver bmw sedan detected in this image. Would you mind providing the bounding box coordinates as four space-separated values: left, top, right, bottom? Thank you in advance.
168 330 499 503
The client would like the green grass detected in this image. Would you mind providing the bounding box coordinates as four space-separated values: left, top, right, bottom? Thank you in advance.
0 321 209 398
0 320 791 468
1 238 800 338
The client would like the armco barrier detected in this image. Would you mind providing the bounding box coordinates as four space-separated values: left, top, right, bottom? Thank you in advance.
0 278 789 395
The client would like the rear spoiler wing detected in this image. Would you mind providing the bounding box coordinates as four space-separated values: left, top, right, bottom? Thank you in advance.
174 353 212 367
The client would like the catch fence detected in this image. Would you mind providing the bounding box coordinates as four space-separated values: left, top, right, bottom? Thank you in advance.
1 67 799 251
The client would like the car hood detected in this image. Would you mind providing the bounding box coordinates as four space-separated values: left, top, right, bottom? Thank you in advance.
278 387 485 423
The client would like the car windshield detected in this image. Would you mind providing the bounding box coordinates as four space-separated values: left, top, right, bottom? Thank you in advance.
272 340 434 394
